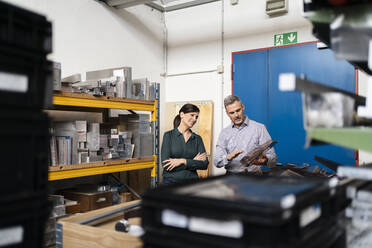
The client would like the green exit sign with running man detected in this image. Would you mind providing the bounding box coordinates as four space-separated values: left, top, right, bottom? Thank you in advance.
274 32 298 46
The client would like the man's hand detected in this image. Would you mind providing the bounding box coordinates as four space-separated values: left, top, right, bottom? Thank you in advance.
252 154 268 165
163 158 186 171
194 152 207 161
227 150 243 161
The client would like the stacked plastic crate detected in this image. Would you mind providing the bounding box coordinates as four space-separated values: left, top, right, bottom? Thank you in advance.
141 175 348 248
0 1 53 247
344 180 372 247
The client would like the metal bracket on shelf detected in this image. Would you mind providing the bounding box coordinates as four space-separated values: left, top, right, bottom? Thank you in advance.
76 201 140 225
279 73 366 106
109 173 141 199
123 182 141 200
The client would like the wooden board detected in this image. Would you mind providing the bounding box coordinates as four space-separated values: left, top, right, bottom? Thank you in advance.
60 201 139 223
59 222 141 248
58 201 142 248
165 101 213 178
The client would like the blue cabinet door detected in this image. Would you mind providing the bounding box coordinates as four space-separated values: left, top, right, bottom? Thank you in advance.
232 43 356 167
233 50 269 125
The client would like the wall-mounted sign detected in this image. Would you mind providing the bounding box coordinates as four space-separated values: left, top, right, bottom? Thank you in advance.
274 32 298 46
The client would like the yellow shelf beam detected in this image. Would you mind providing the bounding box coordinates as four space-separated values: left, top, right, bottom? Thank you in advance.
49 159 156 181
53 94 157 121
53 96 153 111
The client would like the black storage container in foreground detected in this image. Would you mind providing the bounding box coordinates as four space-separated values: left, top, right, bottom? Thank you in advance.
143 225 346 248
0 46 53 109
0 110 50 203
0 1 52 54
142 175 344 248
0 195 51 247
0 1 53 109
0 2 52 247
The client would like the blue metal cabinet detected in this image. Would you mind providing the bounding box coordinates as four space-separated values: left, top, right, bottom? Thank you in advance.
232 43 356 167
233 50 269 125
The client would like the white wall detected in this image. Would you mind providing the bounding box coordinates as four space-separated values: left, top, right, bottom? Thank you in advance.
4 0 164 82
165 1 317 175
166 0 309 47
5 0 167 167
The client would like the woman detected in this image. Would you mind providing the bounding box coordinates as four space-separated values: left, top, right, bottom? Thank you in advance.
161 103 208 184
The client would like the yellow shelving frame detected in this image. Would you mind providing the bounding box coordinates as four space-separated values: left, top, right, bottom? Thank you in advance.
53 92 157 121
49 92 158 180
49 156 157 181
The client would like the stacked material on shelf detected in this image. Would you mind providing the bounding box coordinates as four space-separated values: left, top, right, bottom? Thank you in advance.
51 120 138 165
99 128 134 160
129 78 157 100
0 1 53 247
63 67 132 97
142 175 347 248
119 114 153 158
44 195 66 247
51 121 87 165
86 67 132 98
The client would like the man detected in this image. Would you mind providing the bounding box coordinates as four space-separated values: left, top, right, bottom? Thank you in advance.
214 95 276 174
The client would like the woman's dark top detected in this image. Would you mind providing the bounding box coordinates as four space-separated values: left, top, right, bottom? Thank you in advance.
161 128 208 182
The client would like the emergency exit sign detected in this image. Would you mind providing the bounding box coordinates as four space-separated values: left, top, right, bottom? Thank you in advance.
274 32 298 46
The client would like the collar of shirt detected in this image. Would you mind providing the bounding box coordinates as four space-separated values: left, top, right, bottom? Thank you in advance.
173 128 196 140
231 115 249 129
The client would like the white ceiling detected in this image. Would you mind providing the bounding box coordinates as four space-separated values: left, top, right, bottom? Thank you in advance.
107 0 213 10
165 0 311 47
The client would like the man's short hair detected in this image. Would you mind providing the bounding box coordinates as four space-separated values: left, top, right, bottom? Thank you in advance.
224 95 241 108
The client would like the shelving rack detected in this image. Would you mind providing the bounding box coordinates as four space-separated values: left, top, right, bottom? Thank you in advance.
48 92 159 181
279 73 372 153
307 127 372 153
300 2 372 156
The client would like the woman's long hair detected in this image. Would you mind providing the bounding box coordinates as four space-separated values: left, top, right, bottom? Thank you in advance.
173 103 200 128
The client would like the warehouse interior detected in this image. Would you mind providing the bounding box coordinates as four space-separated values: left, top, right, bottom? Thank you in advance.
1 0 372 247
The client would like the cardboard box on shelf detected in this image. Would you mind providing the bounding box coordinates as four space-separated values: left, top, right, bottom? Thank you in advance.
61 190 112 212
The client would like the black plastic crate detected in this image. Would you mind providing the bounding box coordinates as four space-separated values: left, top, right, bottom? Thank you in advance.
0 110 51 202
142 224 345 248
0 196 51 247
328 179 352 214
0 45 53 108
142 175 341 247
303 0 368 12
0 1 52 54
